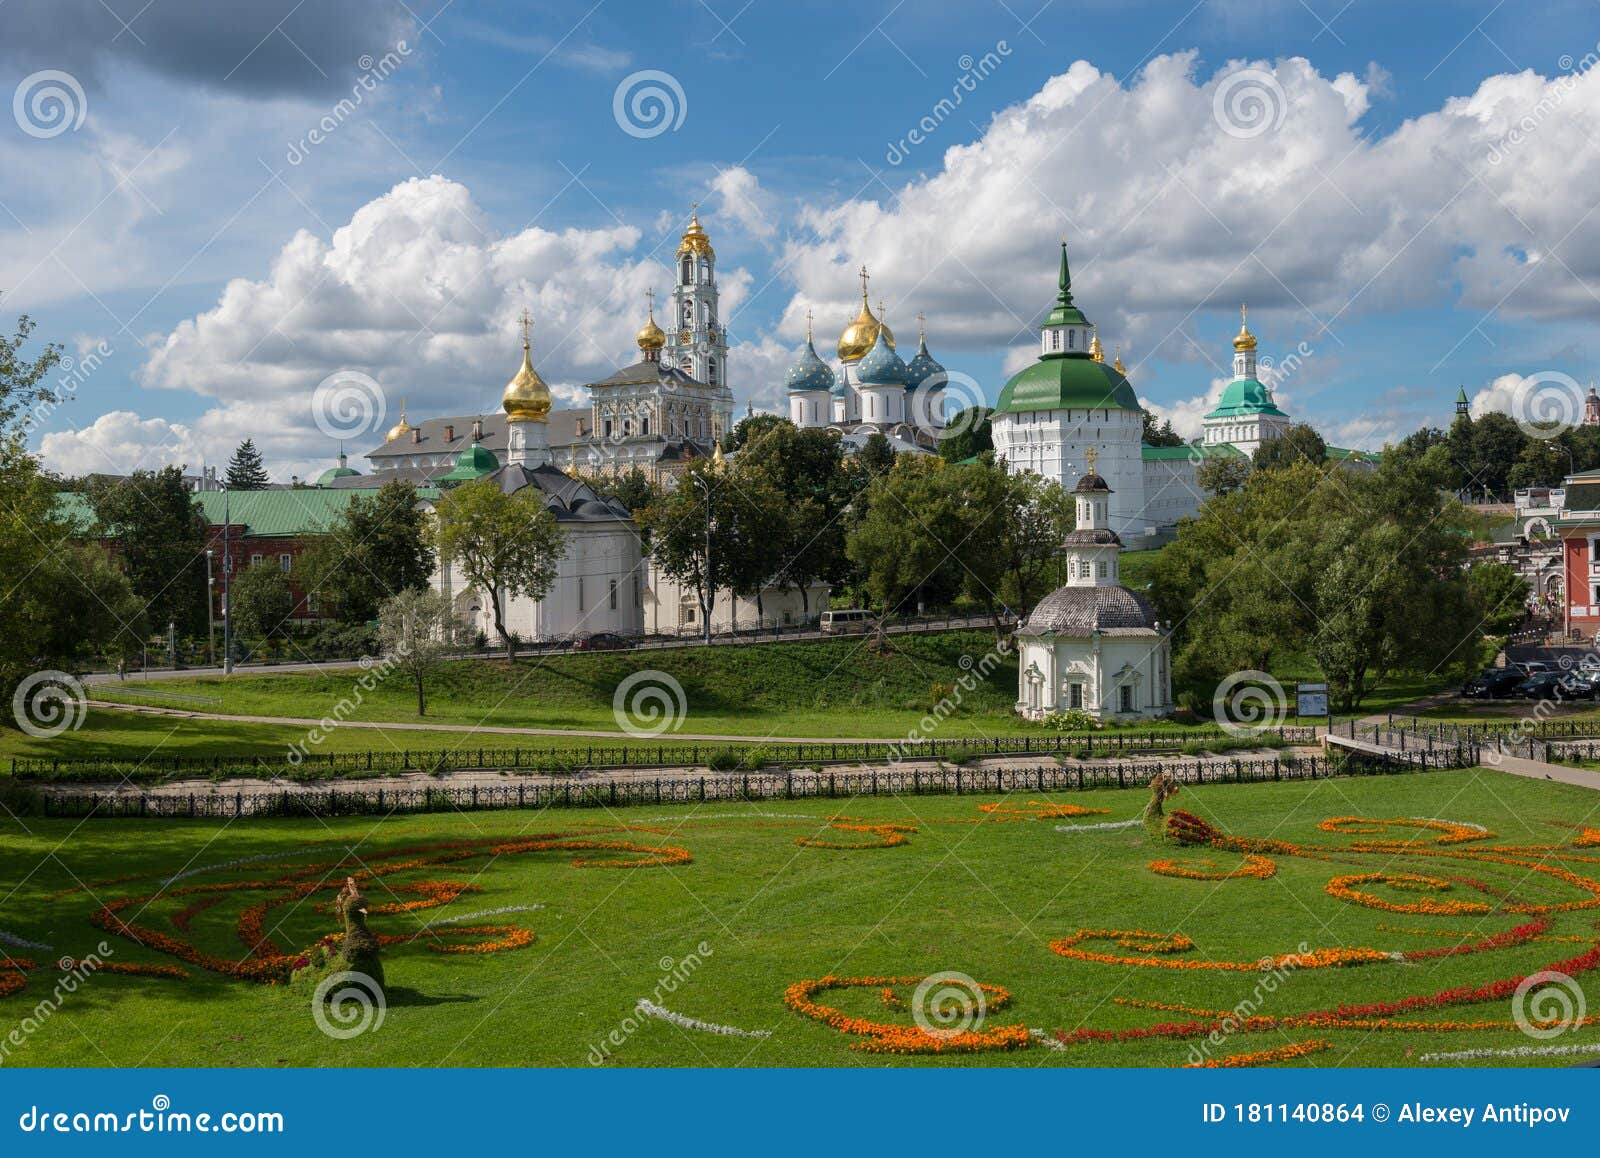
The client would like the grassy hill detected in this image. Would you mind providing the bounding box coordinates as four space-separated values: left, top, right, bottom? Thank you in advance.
86 631 1027 743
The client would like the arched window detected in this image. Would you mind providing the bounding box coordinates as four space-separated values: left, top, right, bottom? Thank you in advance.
641 416 649 436
680 257 691 282
1067 330 1075 349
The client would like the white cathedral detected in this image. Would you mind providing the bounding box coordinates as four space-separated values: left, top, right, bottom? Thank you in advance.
989 243 1363 541
784 268 949 450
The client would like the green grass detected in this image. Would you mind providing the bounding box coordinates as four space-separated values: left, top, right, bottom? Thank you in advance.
2 767 1597 1067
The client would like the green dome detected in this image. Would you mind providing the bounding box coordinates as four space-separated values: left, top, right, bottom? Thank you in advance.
440 442 500 484
996 354 1140 413
1205 378 1287 419
315 466 359 486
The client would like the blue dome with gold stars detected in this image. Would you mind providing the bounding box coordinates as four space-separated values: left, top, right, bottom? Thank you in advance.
784 334 835 394
904 333 945 390
856 328 913 387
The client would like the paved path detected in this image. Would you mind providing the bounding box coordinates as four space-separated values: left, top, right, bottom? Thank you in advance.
1482 752 1600 791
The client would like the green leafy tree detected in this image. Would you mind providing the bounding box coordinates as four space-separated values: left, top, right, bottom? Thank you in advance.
593 468 664 521
726 412 788 451
856 432 896 477
376 587 463 715
1197 455 1251 496
1141 410 1185 447
230 563 297 658
431 478 566 658
947 462 1074 639
88 466 209 638
733 424 852 616
1506 439 1567 490
0 310 64 706
1466 412 1528 499
297 480 433 625
638 461 767 633
938 407 994 462
846 456 969 632
1251 424 1327 473
32 545 147 667
225 439 270 489
1465 562 1529 638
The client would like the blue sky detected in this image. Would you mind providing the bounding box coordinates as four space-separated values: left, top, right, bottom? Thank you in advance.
4 0 1599 479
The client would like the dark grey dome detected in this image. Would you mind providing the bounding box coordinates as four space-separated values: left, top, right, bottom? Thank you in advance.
1019 584 1157 635
1061 527 1122 547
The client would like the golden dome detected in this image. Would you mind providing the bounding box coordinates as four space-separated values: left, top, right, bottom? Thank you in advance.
836 266 895 362
1089 324 1105 363
502 311 551 423
677 204 714 258
1113 349 1126 375
1233 304 1258 352
637 291 666 351
384 399 413 443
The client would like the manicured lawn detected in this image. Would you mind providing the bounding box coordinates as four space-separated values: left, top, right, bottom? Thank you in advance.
2 767 1597 1067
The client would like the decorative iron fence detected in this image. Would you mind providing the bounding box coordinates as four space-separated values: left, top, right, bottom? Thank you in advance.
35 749 1450 820
8 727 1322 785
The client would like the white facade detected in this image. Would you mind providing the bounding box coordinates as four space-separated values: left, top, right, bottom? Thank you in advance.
991 406 1147 536
644 571 831 636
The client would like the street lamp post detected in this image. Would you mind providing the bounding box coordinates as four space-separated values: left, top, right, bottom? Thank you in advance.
222 492 233 676
204 548 216 667
692 473 713 647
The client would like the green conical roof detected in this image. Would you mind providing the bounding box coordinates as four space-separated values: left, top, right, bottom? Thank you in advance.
1205 378 1288 419
440 442 500 484
1043 242 1088 329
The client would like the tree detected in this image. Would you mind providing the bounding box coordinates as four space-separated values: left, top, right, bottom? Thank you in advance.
846 456 969 633
230 563 296 658
1506 438 1567 491
637 460 776 634
376 587 463 715
431 478 566 658
297 480 433 625
593 468 664 520
1466 562 1530 638
732 424 852 616
1466 412 1527 499
31 545 147 668
1141 410 1184 447
88 466 209 638
1251 424 1327 472
1197 455 1251 496
726 412 788 451
946 462 1074 639
0 310 64 710
225 439 270 490
856 432 896 477
938 407 994 462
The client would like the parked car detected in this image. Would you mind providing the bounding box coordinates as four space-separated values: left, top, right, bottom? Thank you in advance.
1559 674 1598 700
820 609 878 635
1461 669 1526 698
572 632 630 651
1513 672 1567 699
1516 660 1554 676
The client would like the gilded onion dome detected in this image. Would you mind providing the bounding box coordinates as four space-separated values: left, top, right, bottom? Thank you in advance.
903 314 945 389
856 326 913 387
837 266 894 362
785 313 836 393
384 399 413 443
1089 324 1105 362
1112 349 1127 376
1233 304 1258 352
677 205 713 258
502 312 552 423
637 293 666 352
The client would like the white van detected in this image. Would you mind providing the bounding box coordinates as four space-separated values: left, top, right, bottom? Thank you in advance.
820 609 877 635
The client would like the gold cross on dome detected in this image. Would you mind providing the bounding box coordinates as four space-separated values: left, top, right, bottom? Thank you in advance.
859 265 870 299
645 288 655 315
518 308 533 346
1086 446 1098 471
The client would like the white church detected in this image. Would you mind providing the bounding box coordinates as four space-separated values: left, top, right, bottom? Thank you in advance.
990 243 1366 541
1015 454 1173 720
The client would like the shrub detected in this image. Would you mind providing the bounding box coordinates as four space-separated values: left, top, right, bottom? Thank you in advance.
1041 709 1096 733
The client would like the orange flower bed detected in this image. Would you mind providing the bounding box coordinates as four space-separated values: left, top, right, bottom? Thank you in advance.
1048 928 1392 972
1149 855 1276 881
1319 817 1492 846
977 801 1110 820
1326 872 1491 916
1185 1039 1330 1068
796 821 917 850
784 975 1030 1054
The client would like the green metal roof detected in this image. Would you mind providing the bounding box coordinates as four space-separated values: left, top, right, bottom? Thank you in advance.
1204 377 1288 419
996 355 1140 414
1140 443 1245 461
56 483 440 539
1324 446 1380 463
438 443 500 484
